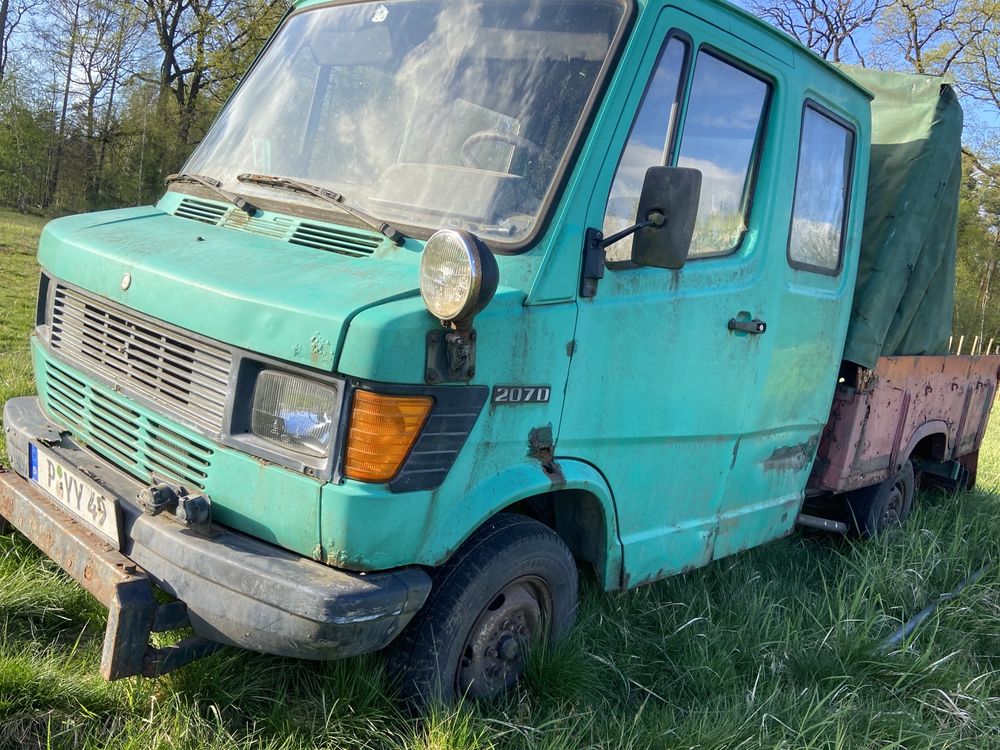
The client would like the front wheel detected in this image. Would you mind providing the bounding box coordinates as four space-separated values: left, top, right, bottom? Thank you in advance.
845 460 915 538
386 513 578 704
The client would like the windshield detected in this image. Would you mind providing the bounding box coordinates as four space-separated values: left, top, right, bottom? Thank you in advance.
182 0 628 246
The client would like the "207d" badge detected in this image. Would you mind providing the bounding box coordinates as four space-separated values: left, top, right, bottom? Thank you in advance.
492 385 551 404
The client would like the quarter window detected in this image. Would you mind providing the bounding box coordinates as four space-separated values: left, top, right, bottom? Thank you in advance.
787 105 854 272
676 53 770 257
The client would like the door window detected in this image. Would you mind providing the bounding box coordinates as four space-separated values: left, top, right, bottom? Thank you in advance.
676 53 770 257
787 105 854 273
602 44 770 264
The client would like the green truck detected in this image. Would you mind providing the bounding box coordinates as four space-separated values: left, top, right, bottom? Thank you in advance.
1 0 998 703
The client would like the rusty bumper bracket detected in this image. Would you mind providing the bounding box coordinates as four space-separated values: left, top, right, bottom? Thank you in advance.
0 468 221 680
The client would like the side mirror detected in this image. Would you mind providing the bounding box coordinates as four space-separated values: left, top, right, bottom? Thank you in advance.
631 166 702 270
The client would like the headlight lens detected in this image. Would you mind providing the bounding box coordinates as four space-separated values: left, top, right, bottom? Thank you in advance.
419 229 498 323
251 370 339 457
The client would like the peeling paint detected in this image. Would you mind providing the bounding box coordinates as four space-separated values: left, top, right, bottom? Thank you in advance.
764 435 819 473
309 332 332 365
527 424 565 484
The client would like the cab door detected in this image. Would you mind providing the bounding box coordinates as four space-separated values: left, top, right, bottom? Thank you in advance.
559 6 827 587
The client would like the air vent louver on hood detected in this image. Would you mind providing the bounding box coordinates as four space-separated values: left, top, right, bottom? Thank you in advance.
222 210 295 239
172 197 383 257
289 222 381 258
174 198 228 225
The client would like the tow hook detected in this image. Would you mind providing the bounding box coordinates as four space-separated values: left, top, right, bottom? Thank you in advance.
137 482 212 534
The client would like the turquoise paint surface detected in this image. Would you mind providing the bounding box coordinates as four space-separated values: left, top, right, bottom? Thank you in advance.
38 200 422 372
29 0 873 593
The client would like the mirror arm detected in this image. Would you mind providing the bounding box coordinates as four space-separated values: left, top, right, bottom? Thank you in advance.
598 213 664 249
581 212 666 299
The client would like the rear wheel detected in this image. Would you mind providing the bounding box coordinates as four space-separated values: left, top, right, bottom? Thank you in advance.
845 460 915 538
386 513 578 704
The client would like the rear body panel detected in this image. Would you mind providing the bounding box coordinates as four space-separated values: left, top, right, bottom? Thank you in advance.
809 355 1000 493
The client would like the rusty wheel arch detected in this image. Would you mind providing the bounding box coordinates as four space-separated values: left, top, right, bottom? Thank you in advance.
903 421 951 466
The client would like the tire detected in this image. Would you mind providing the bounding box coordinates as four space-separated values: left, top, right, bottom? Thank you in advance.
386 513 578 705
845 460 915 538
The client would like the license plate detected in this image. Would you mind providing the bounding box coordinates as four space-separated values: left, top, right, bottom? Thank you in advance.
28 444 121 547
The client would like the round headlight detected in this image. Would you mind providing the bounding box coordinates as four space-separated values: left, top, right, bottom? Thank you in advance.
419 229 498 324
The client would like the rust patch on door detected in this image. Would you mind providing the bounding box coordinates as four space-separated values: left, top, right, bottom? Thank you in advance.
764 435 819 473
528 424 565 484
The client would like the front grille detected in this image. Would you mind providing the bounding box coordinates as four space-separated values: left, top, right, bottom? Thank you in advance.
49 284 232 435
41 356 214 490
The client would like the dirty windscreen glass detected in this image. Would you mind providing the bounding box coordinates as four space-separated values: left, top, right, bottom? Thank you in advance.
182 0 628 245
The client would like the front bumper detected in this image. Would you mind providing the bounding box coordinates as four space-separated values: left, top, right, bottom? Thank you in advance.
1 397 431 677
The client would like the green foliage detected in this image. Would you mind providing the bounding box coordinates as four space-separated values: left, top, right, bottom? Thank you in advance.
954 156 1000 347
0 75 55 212
0 0 291 214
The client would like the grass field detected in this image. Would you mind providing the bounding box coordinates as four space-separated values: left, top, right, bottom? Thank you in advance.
1 209 1000 749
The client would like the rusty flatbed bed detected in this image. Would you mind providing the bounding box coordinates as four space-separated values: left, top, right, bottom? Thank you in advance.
808 355 1000 494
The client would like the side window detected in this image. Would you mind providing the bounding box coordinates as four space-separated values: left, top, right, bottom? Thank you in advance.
787 105 854 273
676 53 770 257
603 37 688 264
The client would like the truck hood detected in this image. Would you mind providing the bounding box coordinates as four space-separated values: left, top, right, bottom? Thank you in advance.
37 207 423 371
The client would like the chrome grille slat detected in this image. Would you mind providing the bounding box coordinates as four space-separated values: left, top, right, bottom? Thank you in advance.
54 293 230 372
57 319 229 400
42 356 214 490
49 283 232 435
60 327 229 414
54 291 231 373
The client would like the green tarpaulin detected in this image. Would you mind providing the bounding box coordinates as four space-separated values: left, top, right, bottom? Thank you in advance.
836 66 964 369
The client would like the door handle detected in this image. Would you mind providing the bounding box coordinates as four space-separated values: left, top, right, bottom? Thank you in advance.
728 318 767 335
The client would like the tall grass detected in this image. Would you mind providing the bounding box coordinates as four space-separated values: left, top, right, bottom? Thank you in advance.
0 210 44 464
1 211 999 749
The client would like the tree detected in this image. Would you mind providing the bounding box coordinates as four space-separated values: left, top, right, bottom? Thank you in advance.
874 0 991 74
751 0 888 63
0 0 38 83
72 1 146 203
138 0 288 153
0 71 55 210
44 0 82 206
954 157 1000 343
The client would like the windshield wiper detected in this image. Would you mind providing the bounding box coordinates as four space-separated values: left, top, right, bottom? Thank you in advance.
165 173 258 216
237 173 404 245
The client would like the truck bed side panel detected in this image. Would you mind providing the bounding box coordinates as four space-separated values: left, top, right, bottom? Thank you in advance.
808 355 1000 493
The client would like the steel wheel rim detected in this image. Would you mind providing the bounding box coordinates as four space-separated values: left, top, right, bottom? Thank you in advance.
455 576 552 699
881 480 905 529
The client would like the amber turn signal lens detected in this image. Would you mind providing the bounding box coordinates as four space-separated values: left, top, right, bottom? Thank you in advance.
344 391 433 482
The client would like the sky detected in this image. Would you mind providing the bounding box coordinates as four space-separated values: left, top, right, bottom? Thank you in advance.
731 0 999 158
